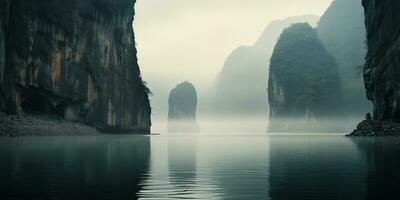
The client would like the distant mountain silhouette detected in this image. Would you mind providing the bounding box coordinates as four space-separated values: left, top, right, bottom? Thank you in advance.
317 0 371 118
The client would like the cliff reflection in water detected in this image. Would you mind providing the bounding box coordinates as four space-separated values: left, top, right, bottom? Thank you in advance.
268 136 400 200
0 136 150 200
139 135 269 199
1 135 400 199
351 138 400 200
139 135 222 199
268 135 366 200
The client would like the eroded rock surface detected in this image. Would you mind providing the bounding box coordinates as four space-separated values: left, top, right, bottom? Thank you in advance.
362 0 400 122
350 0 400 136
0 0 151 133
350 120 400 136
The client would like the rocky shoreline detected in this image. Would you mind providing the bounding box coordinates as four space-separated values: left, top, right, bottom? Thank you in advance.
0 112 100 137
348 120 400 137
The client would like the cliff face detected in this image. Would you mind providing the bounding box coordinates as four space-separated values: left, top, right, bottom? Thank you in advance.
349 0 400 136
362 0 400 122
168 82 199 132
317 0 371 118
268 23 343 133
0 0 9 111
0 0 151 133
209 15 319 118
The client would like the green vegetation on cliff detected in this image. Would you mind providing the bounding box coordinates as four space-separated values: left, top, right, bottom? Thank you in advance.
268 23 343 132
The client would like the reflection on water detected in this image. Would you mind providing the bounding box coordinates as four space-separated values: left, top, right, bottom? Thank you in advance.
268 135 366 200
140 135 270 199
351 138 400 200
196 135 269 199
139 135 204 199
0 136 150 200
0 134 400 199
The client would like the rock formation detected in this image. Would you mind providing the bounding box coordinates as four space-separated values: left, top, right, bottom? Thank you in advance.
268 23 343 133
350 0 400 136
168 82 199 132
208 15 319 118
0 0 151 133
317 0 371 118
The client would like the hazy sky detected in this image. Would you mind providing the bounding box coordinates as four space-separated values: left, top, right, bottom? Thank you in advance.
134 0 333 119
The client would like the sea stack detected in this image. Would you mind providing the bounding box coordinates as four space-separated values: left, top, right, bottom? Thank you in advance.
268 23 343 133
168 81 200 132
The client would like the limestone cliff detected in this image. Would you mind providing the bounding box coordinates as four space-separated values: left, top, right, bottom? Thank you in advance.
0 0 151 133
362 0 400 122
0 0 9 111
350 0 400 136
168 82 199 132
268 23 343 133
317 0 371 118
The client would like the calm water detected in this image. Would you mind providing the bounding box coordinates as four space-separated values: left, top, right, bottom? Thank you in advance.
0 134 400 200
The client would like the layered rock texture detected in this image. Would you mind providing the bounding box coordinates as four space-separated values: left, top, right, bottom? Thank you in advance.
317 0 371 118
209 15 319 118
350 0 400 136
268 23 343 133
0 0 151 133
363 0 400 122
168 82 199 132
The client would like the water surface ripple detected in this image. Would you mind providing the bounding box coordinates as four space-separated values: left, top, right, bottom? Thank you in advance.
0 134 399 199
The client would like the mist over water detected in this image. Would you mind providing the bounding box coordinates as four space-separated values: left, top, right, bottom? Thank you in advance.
2 0 399 199
153 118 269 134
134 0 372 135
153 117 361 135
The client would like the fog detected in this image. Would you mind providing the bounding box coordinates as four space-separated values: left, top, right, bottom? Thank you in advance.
152 118 269 134
135 0 333 122
152 117 362 134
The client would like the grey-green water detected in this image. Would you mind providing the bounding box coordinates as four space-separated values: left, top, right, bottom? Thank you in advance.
0 134 399 200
